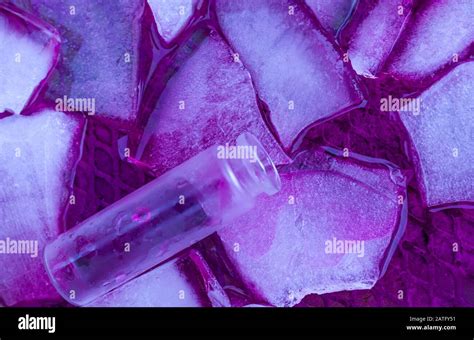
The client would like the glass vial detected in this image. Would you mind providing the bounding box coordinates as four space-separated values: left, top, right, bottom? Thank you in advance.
44 133 281 306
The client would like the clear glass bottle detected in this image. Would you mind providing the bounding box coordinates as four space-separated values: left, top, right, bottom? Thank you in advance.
44 133 281 306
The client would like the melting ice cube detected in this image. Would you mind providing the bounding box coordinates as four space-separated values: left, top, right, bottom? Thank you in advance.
27 0 145 123
305 0 354 35
137 32 289 175
0 4 59 114
147 0 197 44
0 110 84 306
385 0 474 83
344 0 413 77
398 62 474 208
217 149 406 306
215 0 363 150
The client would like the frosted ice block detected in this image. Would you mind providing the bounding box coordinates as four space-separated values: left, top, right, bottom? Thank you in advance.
218 148 406 306
0 110 84 305
398 62 474 208
90 257 203 307
385 0 474 83
147 0 197 43
216 0 363 149
136 32 289 175
27 0 145 123
0 3 60 114
345 0 413 77
90 250 229 307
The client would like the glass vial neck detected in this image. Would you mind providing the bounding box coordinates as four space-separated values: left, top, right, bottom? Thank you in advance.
224 133 281 198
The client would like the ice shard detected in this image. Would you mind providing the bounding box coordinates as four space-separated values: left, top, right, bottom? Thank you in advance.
136 32 289 175
0 110 84 306
27 0 145 123
344 0 413 77
187 249 231 307
398 62 474 208
385 0 474 84
215 0 363 150
305 0 354 35
0 4 60 114
217 149 406 306
147 0 197 44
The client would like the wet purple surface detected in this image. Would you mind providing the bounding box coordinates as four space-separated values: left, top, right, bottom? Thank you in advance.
1 0 473 306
